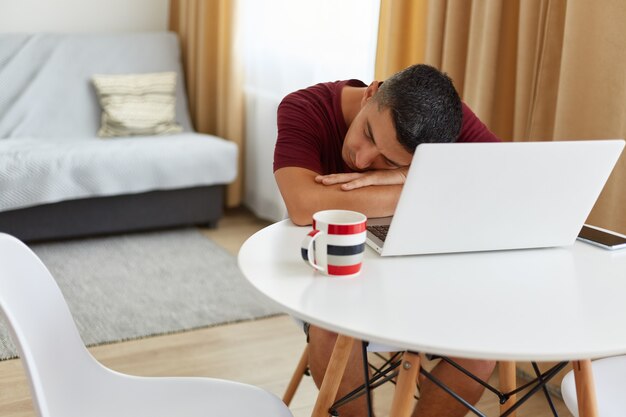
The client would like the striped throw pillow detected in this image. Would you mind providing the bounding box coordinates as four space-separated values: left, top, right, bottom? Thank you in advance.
92 72 183 137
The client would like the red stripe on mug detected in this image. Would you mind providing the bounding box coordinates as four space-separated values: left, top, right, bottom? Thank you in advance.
327 263 362 276
327 223 366 235
312 220 365 235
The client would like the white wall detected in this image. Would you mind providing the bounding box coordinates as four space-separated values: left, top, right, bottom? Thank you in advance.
0 0 169 33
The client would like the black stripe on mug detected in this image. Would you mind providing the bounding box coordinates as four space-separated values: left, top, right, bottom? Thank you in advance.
327 243 365 256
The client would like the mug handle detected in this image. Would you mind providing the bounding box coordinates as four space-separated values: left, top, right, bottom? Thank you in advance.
301 230 325 273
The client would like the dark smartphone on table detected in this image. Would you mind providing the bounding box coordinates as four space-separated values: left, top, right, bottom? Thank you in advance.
577 225 626 250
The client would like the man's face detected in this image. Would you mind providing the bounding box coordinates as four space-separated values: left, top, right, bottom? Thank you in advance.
342 101 413 172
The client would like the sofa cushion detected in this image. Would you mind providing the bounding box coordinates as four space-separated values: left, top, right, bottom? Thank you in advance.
92 72 183 137
0 32 193 139
0 133 237 212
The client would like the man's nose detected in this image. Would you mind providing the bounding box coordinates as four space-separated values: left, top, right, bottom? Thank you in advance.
354 146 378 170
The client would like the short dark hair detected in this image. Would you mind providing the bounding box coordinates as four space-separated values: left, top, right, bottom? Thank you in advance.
374 64 462 153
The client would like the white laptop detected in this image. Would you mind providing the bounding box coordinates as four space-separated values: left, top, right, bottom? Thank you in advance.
366 140 625 256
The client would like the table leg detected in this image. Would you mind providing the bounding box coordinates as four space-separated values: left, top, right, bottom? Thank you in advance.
389 351 420 417
311 334 355 417
573 359 599 417
499 361 517 417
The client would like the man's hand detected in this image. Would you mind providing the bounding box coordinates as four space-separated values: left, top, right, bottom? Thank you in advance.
315 167 408 190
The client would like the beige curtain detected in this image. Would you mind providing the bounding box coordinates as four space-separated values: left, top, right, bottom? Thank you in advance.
169 0 243 207
375 0 428 78
376 0 626 233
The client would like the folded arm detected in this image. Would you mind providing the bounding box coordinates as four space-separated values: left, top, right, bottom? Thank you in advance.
275 167 406 225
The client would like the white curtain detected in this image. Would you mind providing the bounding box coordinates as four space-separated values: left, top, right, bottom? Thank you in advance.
238 0 381 221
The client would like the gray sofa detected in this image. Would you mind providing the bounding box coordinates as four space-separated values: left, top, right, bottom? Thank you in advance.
0 32 237 242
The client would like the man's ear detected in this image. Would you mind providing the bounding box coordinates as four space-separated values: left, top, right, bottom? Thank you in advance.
360 81 382 108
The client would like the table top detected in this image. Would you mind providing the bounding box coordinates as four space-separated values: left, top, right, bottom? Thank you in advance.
238 220 626 361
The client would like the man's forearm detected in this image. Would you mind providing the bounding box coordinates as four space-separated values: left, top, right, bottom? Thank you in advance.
288 183 402 225
275 167 404 225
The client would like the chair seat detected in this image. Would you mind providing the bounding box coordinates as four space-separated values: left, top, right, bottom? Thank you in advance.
561 356 626 417
68 373 293 417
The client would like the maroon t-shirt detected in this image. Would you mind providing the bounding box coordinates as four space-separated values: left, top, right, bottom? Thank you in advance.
274 79 499 175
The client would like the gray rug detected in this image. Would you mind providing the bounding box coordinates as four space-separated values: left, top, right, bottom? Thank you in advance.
0 228 280 360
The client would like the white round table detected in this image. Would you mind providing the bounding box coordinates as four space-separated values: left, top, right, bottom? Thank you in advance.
238 220 626 417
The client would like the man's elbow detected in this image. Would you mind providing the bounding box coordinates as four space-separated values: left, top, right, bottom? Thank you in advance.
287 209 312 226
284 200 313 226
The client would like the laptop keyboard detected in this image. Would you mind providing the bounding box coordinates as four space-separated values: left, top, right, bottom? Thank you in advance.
367 225 389 242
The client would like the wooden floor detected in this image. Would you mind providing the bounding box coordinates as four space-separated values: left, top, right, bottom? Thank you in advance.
0 207 574 417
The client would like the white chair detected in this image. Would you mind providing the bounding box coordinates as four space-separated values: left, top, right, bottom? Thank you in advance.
561 356 626 417
0 232 293 417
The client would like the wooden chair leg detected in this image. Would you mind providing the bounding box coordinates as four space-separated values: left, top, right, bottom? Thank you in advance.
283 344 310 405
390 351 420 417
312 334 355 417
499 361 517 417
573 360 599 417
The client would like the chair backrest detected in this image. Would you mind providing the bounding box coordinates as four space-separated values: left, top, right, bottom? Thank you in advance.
0 233 102 417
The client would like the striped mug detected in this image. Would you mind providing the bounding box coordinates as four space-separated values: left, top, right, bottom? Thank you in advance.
301 210 367 278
